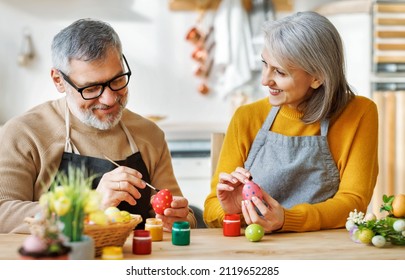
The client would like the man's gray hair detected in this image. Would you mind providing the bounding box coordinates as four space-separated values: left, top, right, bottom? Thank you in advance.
51 18 122 73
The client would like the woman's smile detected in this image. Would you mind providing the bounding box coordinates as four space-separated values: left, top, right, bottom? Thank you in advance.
269 88 282 96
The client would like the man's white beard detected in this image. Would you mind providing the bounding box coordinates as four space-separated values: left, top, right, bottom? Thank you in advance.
66 91 128 130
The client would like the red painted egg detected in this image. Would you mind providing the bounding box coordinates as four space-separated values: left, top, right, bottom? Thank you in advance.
242 181 263 201
152 189 173 215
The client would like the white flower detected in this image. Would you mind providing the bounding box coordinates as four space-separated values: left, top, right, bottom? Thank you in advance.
347 209 365 225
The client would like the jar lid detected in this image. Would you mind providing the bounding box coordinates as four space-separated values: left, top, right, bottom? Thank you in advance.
172 221 190 230
224 214 240 221
146 218 163 225
133 229 151 237
102 246 123 259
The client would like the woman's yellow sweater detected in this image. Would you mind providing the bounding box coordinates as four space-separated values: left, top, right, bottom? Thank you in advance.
204 95 379 232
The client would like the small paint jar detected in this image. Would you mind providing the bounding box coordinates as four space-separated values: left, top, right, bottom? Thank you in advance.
171 221 190 246
223 214 241 237
145 218 163 242
101 246 123 260
132 230 152 255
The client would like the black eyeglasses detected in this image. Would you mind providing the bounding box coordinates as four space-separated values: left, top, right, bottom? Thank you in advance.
59 54 132 100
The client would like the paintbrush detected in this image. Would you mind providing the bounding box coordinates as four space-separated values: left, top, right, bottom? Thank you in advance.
103 154 160 192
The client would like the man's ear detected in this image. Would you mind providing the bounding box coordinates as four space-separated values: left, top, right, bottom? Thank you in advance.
310 77 323 89
50 68 65 93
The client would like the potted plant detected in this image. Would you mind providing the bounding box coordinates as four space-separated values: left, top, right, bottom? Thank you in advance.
39 164 101 259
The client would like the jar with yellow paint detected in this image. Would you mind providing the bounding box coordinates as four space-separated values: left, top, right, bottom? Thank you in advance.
101 246 123 260
144 218 163 241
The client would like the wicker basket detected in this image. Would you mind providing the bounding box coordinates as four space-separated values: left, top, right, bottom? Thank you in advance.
84 214 142 257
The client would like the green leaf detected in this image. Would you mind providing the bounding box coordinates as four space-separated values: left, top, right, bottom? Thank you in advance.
383 194 394 203
380 194 395 214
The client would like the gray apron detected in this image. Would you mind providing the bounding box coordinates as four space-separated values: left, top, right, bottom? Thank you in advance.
56 104 152 228
244 106 340 209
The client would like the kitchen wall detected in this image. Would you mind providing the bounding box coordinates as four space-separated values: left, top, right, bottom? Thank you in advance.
0 0 371 135
0 0 239 131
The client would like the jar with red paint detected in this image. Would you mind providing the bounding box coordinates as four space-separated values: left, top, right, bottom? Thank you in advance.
132 230 152 255
223 214 241 237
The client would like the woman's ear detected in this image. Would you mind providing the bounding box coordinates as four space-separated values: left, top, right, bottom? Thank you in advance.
310 77 323 89
50 68 66 93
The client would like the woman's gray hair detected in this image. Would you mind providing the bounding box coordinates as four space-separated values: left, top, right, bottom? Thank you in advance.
51 18 122 73
263 11 354 123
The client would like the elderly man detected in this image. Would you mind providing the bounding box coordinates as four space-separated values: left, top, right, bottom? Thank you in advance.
0 18 196 233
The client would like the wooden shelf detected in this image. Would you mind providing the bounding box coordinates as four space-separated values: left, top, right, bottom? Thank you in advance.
314 0 371 15
373 2 405 64
375 30 405 38
272 0 294 12
376 18 405 25
168 0 251 11
374 56 405 63
375 2 405 13
168 0 221 10
168 0 293 12
375 43 405 51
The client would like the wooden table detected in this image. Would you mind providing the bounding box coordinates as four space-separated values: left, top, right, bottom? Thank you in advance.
1 228 404 260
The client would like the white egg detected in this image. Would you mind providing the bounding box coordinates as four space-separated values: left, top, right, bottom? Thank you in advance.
345 220 355 231
393 219 405 232
104 206 120 216
371 235 386 248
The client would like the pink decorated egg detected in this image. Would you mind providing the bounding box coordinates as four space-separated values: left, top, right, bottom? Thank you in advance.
22 235 48 253
242 181 263 201
152 189 173 215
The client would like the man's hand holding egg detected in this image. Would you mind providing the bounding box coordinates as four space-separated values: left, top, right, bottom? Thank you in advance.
151 189 173 215
151 189 191 231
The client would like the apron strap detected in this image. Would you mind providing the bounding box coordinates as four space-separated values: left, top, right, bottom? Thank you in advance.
263 106 280 131
120 121 138 154
64 100 80 154
320 119 330 136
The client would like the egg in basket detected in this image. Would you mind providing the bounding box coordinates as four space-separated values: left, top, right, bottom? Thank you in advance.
84 207 142 257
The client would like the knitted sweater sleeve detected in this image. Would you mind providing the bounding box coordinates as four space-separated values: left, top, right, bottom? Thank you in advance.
203 100 267 227
0 120 52 233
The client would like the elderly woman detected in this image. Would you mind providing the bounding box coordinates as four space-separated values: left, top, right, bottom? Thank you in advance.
204 11 378 233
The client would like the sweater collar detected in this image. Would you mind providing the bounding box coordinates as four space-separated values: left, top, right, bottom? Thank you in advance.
275 105 304 120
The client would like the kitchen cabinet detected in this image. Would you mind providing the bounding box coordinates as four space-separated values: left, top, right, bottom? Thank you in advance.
168 139 212 228
370 0 405 216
